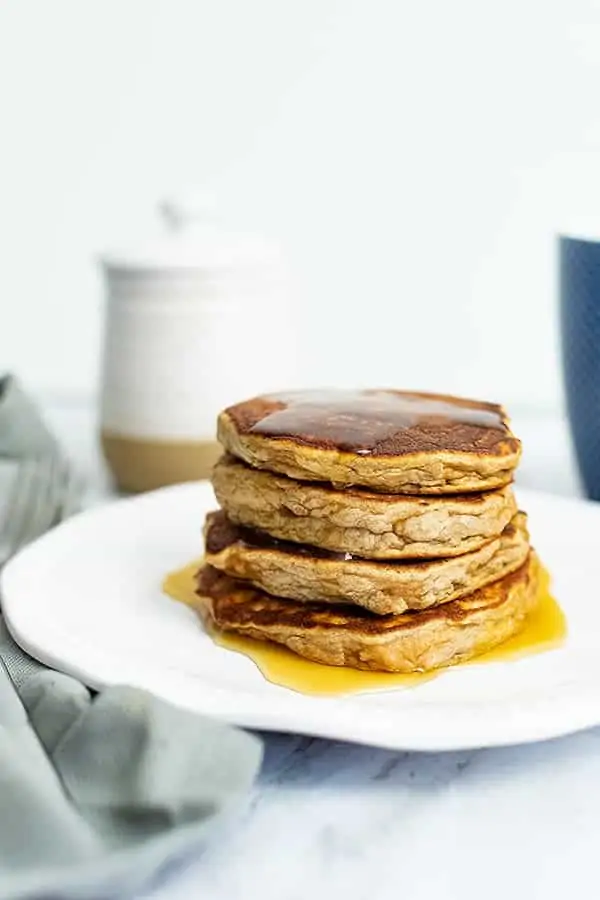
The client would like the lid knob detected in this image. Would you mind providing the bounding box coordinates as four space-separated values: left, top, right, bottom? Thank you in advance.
159 193 219 234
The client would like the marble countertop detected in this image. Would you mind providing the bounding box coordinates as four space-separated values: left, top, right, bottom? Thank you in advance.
43 402 595 900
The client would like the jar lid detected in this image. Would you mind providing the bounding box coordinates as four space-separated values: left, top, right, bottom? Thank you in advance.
100 194 282 272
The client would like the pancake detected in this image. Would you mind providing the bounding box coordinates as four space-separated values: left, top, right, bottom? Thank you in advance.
212 455 518 560
217 389 521 494
203 510 530 615
194 553 539 673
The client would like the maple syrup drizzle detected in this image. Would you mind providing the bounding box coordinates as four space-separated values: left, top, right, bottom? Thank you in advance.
162 561 566 697
246 389 506 455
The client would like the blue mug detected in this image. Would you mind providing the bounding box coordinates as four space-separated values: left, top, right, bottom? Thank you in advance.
560 234 600 499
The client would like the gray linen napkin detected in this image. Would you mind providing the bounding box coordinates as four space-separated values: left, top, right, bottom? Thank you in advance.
0 375 262 900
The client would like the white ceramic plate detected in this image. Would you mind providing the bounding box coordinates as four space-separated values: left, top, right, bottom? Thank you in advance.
2 483 600 752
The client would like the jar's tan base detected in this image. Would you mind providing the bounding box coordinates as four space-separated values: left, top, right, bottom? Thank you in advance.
101 431 221 493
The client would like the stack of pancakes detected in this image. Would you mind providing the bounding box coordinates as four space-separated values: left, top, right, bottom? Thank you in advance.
195 389 539 673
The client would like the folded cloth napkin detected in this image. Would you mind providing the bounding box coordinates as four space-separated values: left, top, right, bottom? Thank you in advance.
0 375 262 900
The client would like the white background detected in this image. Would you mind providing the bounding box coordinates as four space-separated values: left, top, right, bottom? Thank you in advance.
2 0 600 411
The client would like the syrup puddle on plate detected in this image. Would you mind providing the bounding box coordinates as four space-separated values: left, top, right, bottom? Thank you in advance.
162 562 566 696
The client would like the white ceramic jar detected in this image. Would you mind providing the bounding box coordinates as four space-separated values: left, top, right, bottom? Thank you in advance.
99 200 297 492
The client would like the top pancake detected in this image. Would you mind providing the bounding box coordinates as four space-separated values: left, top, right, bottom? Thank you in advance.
218 389 521 494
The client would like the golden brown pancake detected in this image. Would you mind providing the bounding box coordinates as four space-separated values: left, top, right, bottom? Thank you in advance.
212 455 518 560
194 554 539 673
203 510 530 615
218 389 521 494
